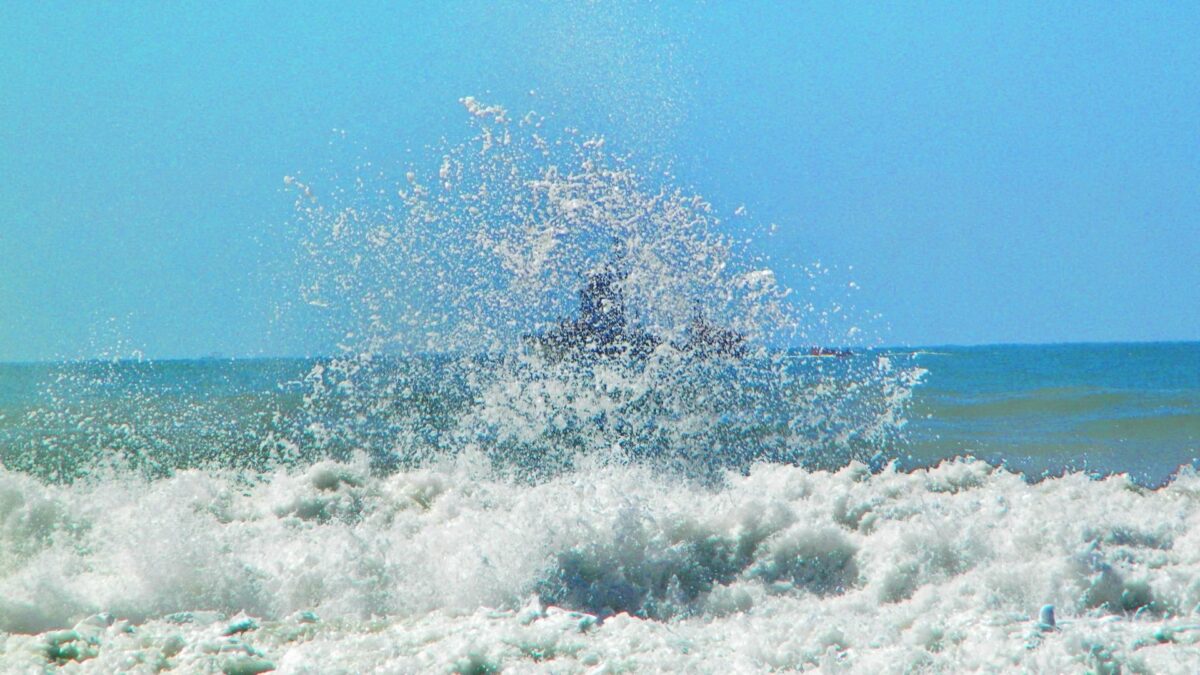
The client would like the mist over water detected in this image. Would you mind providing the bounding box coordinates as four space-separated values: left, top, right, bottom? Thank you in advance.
2 103 1198 673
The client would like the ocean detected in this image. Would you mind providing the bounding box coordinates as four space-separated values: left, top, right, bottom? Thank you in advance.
3 105 1199 673
903 342 1200 487
1 343 1198 673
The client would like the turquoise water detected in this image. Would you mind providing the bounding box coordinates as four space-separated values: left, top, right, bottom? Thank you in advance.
3 343 1196 486
903 342 1200 485
2 343 1200 672
3 101 1198 671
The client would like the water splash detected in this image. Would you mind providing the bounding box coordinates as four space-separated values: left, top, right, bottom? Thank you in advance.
9 101 1194 674
0 99 919 486
283 99 921 479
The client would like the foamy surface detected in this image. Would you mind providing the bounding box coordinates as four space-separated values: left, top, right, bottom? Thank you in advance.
3 102 1197 673
3 457 1198 672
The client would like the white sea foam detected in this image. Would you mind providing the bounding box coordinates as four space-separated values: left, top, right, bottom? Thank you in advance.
2 458 1198 672
5 100 1190 672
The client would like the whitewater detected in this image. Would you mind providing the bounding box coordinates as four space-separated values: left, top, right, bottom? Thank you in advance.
2 100 1198 673
3 458 1199 672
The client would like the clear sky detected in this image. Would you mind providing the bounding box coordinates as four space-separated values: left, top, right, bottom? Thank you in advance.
2 2 1197 361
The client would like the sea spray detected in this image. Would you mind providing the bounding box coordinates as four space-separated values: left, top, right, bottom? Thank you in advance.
0 101 1007 673
1 356 306 483
1 100 918 486
283 99 920 478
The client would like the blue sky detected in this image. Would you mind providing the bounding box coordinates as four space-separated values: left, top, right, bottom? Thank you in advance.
1 2 1197 360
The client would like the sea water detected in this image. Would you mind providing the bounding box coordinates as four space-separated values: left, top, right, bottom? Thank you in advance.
3 103 1199 673
904 342 1200 487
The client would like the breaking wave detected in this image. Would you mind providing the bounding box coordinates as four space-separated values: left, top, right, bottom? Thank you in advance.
8 101 1191 672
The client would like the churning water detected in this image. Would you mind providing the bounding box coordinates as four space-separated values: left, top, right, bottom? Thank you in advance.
2 102 1198 673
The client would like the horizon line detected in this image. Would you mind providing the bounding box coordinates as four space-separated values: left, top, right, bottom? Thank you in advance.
1 339 1198 366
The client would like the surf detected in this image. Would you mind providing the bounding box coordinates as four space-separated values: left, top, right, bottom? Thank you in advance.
3 101 1194 673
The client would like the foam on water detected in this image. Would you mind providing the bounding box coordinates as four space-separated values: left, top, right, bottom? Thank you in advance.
3 102 1197 672
3 458 1200 671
